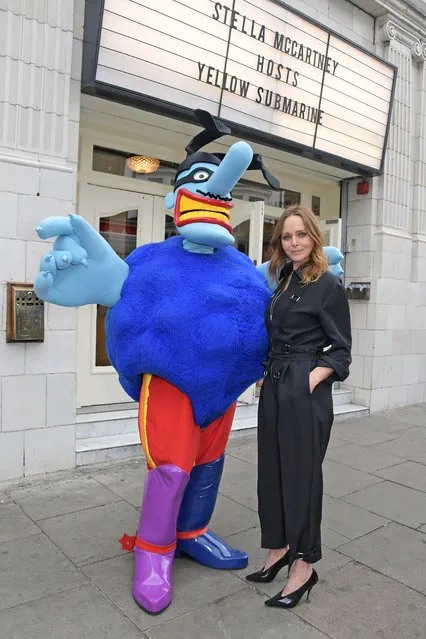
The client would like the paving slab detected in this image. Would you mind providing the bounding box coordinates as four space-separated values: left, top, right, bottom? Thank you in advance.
373 460 426 492
384 404 426 427
326 442 403 473
374 432 426 463
343 480 426 529
322 495 389 540
294 562 426 639
83 552 247 632
0 502 40 543
321 525 351 549
226 438 257 466
210 493 258 538
344 408 425 433
323 459 383 498
37 500 139 566
332 421 402 444
0 584 143 639
326 434 350 449
220 456 257 511
9 476 121 520
145 587 329 639
90 458 147 508
0 533 87 612
338 522 426 594
397 425 426 439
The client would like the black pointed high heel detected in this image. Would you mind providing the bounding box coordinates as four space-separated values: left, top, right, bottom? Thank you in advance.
264 569 318 608
245 552 289 583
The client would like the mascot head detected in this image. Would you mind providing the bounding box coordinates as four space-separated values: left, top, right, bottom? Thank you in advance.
165 110 280 248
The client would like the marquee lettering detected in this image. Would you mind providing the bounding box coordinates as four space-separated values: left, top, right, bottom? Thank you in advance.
207 3 336 125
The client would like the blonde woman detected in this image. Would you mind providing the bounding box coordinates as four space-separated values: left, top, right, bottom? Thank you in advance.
246 206 352 608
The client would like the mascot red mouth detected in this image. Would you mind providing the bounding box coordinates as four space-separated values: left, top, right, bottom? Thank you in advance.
174 189 233 232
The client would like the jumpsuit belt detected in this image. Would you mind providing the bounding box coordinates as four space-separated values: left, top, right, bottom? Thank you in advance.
262 346 321 379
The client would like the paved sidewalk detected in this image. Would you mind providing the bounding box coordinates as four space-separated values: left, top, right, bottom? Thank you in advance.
1 405 425 638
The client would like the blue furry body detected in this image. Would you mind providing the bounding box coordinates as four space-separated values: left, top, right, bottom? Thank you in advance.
105 236 270 428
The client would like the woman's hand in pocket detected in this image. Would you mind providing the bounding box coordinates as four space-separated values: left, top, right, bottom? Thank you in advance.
309 367 334 394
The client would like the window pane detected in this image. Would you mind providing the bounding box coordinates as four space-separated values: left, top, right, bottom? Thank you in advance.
99 210 137 260
312 195 321 216
284 190 301 208
96 210 138 367
262 218 278 262
92 148 126 176
233 220 250 255
165 214 178 240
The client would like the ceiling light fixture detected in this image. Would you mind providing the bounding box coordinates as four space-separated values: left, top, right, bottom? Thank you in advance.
127 155 160 174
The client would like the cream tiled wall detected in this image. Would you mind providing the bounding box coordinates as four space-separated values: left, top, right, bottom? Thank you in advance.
0 0 84 480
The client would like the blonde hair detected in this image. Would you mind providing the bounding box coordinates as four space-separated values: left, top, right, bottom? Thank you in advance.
268 205 328 285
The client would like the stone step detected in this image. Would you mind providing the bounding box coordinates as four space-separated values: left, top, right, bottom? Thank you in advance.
76 409 138 440
76 398 369 466
332 388 352 406
76 388 353 439
333 403 370 420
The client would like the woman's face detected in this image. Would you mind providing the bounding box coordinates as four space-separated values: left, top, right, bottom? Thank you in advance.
281 215 314 269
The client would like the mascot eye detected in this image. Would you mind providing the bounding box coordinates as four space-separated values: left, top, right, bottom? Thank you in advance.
193 170 210 181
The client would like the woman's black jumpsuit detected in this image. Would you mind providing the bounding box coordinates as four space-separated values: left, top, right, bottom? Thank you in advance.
258 263 352 564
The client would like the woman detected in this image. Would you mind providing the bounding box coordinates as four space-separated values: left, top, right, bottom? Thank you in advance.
246 206 351 608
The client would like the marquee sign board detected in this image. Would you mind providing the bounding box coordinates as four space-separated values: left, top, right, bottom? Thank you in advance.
82 0 397 176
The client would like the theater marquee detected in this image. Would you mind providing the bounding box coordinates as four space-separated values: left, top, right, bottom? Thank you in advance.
83 0 397 176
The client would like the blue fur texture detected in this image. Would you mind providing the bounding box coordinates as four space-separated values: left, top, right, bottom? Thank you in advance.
105 236 270 428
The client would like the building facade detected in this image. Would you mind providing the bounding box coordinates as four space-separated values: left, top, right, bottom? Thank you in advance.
0 0 425 481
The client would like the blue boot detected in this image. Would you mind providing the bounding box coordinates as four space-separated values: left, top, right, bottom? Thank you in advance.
175 454 248 569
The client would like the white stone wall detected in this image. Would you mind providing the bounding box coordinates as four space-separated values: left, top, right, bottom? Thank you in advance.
345 14 426 411
0 0 83 480
290 0 375 51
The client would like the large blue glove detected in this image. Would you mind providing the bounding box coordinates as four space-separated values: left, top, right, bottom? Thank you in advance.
34 214 129 307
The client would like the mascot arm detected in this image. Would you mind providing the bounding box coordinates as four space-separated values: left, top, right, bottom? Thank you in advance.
34 214 129 308
256 247 344 291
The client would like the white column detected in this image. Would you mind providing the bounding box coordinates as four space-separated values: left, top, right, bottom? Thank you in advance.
0 0 83 479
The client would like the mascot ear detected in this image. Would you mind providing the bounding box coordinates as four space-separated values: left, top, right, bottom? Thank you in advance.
165 192 175 210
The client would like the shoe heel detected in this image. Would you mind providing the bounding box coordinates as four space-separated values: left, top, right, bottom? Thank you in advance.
306 587 312 602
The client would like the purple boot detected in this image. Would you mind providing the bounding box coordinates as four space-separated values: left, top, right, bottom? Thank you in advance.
132 464 189 614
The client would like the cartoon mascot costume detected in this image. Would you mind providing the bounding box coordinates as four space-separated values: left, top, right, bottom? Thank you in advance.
34 110 343 615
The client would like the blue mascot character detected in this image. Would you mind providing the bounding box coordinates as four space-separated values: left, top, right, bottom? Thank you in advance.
34 110 344 615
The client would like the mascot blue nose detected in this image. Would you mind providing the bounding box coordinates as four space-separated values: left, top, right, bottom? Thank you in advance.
206 141 253 197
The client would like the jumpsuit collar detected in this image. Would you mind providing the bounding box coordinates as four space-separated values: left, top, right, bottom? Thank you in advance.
279 261 304 282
